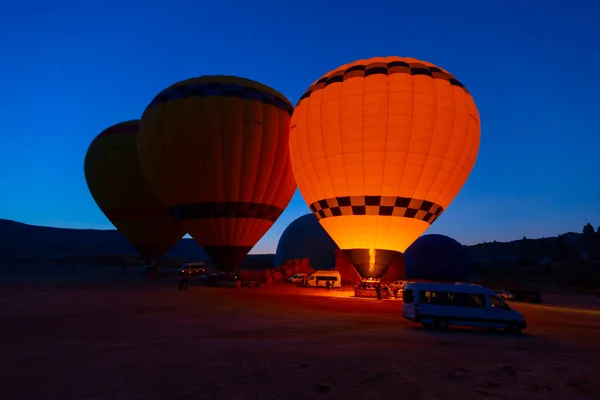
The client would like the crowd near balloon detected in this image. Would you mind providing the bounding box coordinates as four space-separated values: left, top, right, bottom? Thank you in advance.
84 56 480 280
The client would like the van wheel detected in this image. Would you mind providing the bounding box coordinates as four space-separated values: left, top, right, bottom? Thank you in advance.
435 318 449 330
505 322 522 335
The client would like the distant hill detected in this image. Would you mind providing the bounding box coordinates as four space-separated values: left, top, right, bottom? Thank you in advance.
465 229 600 293
0 219 274 269
1 218 599 291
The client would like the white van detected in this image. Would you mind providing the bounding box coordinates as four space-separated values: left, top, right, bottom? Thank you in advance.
391 280 406 289
306 270 342 288
402 282 527 334
288 273 308 284
178 261 206 275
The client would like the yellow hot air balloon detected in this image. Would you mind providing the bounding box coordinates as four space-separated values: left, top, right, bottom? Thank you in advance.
289 56 480 279
84 120 185 265
138 76 297 271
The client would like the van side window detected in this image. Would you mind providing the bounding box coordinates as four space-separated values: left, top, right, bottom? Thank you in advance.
309 276 315 280
419 291 451 306
418 291 486 308
452 293 486 308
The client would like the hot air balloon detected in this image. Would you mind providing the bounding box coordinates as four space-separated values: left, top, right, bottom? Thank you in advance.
289 56 480 280
84 120 185 265
138 76 296 272
404 234 472 282
275 214 337 270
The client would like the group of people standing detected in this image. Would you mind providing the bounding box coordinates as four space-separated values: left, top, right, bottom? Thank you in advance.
354 281 401 300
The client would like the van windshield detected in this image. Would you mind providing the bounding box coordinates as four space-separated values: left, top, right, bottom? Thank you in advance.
490 295 511 310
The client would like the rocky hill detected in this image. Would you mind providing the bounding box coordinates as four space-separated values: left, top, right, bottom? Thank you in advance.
1 218 598 291
0 219 274 269
467 224 600 292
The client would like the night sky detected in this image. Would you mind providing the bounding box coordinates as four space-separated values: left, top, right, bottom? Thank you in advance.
1 0 599 253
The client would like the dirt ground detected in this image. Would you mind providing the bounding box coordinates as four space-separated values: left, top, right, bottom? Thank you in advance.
1 265 600 400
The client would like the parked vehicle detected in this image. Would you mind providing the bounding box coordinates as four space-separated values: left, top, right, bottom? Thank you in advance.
403 282 527 334
510 289 542 303
391 280 406 289
200 271 239 286
494 290 515 301
306 270 342 288
288 273 308 284
178 262 206 275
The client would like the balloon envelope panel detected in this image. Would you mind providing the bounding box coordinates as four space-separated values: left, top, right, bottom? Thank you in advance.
404 234 472 281
138 76 297 271
84 120 184 264
289 56 480 278
275 214 337 270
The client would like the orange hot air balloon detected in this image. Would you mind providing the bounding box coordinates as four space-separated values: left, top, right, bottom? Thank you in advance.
289 56 480 279
84 120 185 264
138 76 296 271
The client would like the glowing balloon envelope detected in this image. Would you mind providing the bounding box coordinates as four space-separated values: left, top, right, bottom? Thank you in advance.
289 56 480 279
84 120 185 264
138 76 297 271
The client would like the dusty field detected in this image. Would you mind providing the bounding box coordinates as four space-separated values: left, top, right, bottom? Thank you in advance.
1 265 600 400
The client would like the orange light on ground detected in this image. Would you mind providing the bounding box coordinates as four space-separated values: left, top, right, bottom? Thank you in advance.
289 56 480 279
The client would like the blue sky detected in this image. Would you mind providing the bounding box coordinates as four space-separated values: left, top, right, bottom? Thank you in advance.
1 0 599 253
